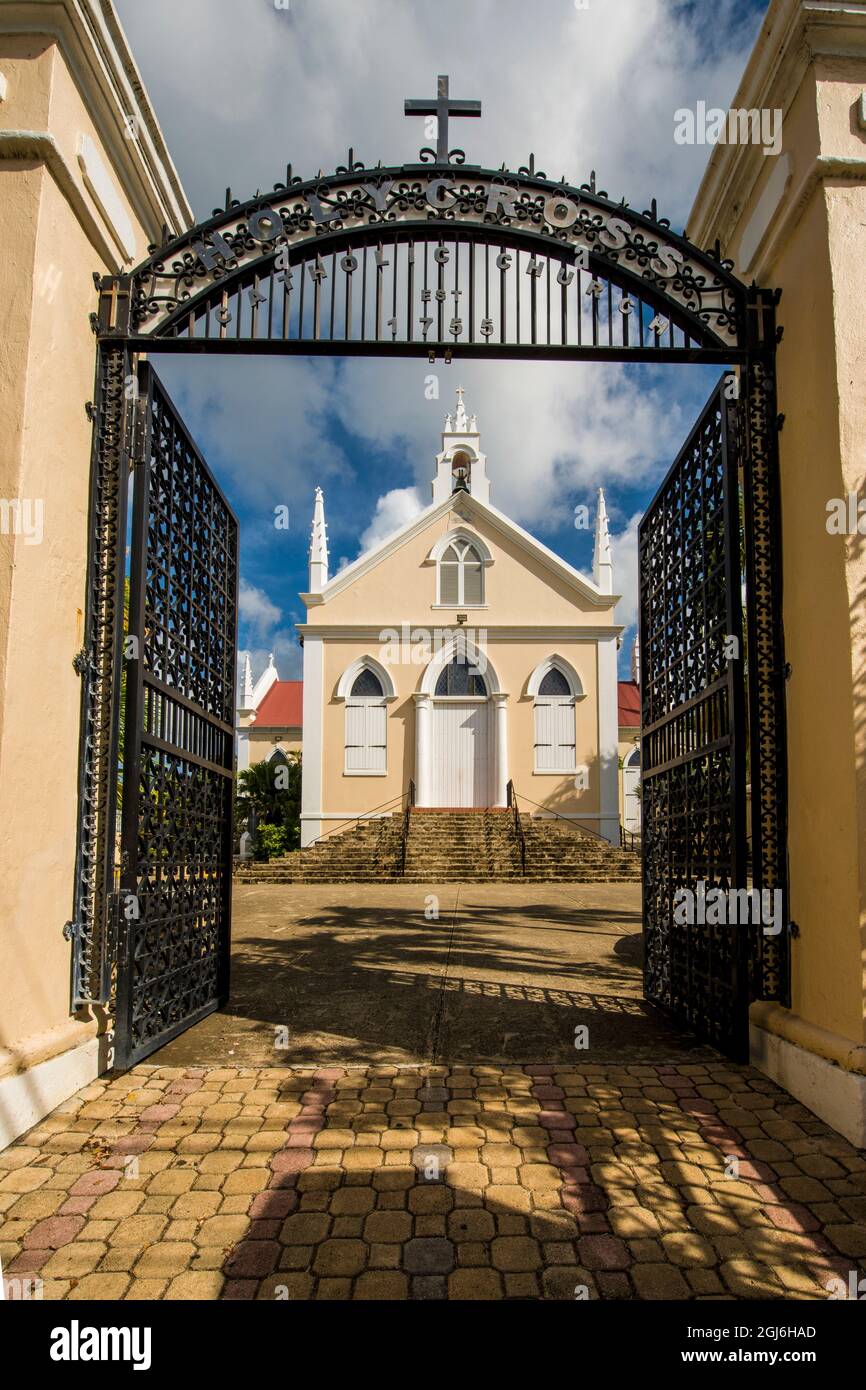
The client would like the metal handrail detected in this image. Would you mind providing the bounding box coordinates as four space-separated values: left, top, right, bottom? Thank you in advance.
400 779 416 875
506 780 527 875
508 785 621 847
306 790 406 850
620 825 641 854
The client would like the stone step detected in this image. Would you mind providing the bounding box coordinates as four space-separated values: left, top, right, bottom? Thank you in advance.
234 806 641 884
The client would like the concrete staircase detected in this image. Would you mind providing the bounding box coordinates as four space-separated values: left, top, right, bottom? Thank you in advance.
403 810 522 882
520 815 641 882
235 808 641 884
234 815 403 884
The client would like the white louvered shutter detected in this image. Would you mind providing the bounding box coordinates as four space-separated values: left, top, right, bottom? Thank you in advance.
346 701 387 771
553 700 576 769
534 701 556 771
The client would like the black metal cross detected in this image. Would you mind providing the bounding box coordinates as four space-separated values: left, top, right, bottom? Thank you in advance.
404 75 481 163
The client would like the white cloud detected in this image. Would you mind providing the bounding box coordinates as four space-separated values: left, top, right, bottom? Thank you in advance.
238 577 281 634
238 628 303 694
358 486 426 554
116 0 762 229
335 359 704 536
610 511 642 633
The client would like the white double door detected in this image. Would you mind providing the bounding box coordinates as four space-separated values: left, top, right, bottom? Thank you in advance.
430 699 491 807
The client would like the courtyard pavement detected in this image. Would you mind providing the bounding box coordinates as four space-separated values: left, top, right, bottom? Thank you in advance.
1 884 864 1301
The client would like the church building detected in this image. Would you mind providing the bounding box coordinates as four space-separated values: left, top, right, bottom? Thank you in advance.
298 390 624 847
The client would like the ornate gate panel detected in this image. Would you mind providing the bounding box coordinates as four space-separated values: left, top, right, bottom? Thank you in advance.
639 378 749 1059
114 365 238 1069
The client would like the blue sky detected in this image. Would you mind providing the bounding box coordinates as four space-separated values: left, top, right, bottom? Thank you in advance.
116 0 770 683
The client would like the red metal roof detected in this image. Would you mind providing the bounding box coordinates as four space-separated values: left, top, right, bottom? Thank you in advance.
254 680 303 728
618 680 640 727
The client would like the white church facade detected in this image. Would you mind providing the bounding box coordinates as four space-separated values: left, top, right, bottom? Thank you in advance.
297 391 625 848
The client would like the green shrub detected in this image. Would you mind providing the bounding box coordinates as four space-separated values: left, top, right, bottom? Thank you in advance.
255 822 289 861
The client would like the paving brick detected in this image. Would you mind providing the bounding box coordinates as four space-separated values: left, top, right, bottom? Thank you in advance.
404 1237 455 1274
354 1271 409 1299
3 1056 862 1305
313 1240 367 1276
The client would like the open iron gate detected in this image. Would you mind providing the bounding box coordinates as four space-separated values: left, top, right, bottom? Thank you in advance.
114 364 238 1070
639 377 749 1060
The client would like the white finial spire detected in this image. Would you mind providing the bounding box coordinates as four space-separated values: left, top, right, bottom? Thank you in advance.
242 653 254 708
309 487 329 593
631 634 640 685
593 487 613 594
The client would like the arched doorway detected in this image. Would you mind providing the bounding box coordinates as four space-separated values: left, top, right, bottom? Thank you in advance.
416 637 505 808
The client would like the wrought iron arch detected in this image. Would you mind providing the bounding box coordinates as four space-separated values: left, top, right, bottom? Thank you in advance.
95 163 775 362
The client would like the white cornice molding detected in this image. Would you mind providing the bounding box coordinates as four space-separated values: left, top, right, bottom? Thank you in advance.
748 152 866 280
0 128 125 267
1 0 193 248
688 0 866 258
295 624 625 641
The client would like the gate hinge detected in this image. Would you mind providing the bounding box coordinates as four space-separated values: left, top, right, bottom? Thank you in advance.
129 395 149 466
788 920 800 939
85 401 96 423
777 413 785 432
72 648 88 676
783 662 793 681
113 890 129 968
62 919 79 941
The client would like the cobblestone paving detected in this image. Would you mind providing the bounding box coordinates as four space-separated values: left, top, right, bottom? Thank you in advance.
2 1062 865 1301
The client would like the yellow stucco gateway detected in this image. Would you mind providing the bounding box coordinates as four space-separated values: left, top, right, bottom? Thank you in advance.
297 392 622 846
3 0 866 1154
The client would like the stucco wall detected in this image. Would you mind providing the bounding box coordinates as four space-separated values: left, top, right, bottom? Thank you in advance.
248 728 302 761
315 635 603 821
315 504 617 630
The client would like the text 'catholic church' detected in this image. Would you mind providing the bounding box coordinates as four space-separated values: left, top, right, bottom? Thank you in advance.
257 390 627 848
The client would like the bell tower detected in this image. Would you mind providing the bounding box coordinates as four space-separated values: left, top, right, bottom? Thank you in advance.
431 387 491 505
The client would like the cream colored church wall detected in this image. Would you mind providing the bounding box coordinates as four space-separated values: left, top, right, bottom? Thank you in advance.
247 727 303 761
316 636 603 821
318 507 617 630
0 11 191 1138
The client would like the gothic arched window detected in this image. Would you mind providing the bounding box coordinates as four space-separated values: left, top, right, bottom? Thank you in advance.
434 656 488 698
350 669 384 699
438 540 484 606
